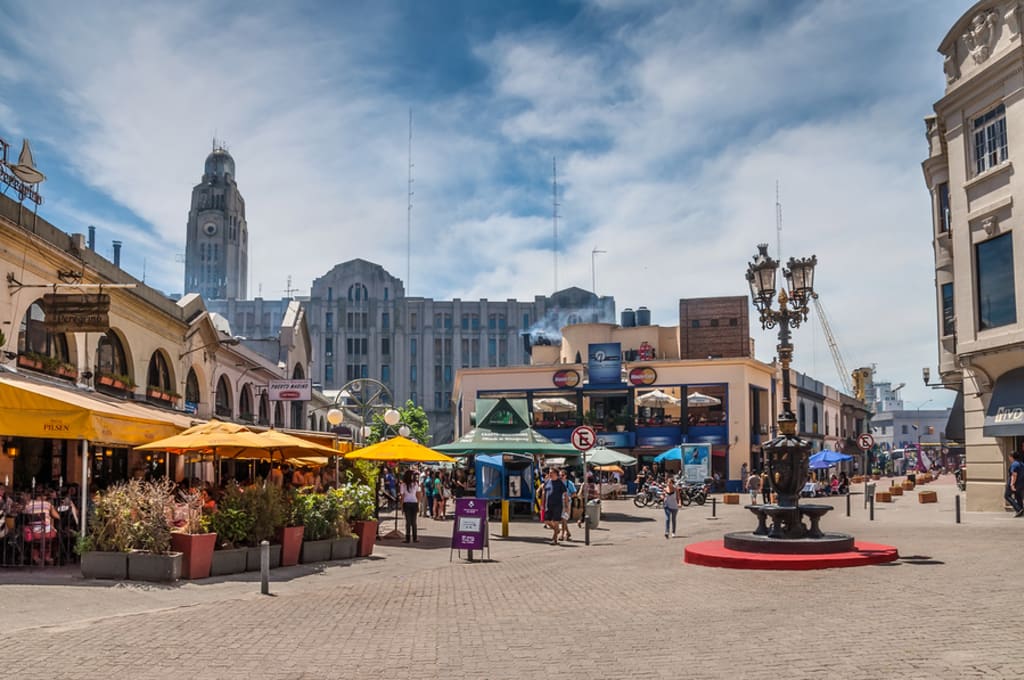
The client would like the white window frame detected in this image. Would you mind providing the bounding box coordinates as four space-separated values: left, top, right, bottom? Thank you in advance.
973 103 1008 175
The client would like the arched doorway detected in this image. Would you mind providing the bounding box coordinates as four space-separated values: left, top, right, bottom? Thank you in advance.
239 384 254 424
185 368 201 413
95 330 132 394
258 392 270 426
146 351 175 405
215 375 233 419
17 299 73 377
290 363 306 430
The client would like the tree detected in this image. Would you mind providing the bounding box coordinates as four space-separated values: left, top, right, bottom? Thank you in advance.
365 400 431 445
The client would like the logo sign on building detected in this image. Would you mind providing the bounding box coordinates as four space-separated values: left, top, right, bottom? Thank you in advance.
552 369 580 388
451 497 488 553
184 401 199 416
587 342 622 385
41 293 110 333
628 367 657 386
268 379 312 401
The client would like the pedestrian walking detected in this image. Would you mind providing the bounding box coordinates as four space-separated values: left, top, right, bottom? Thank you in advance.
559 470 576 542
664 477 680 538
760 470 771 504
399 469 420 543
1005 450 1024 517
542 468 569 545
421 469 433 517
745 469 762 504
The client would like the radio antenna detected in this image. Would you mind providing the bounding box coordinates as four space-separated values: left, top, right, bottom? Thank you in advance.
552 156 560 293
776 180 783 261
406 108 414 295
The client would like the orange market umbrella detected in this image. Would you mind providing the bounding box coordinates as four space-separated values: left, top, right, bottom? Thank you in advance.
345 436 455 463
134 419 263 454
231 429 341 461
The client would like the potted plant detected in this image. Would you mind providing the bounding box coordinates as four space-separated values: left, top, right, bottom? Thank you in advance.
242 481 284 571
78 482 134 580
337 483 377 557
276 488 305 567
614 413 631 432
329 489 362 557
125 479 183 583
56 362 78 380
170 488 217 580
209 485 254 576
294 492 335 564
17 352 44 371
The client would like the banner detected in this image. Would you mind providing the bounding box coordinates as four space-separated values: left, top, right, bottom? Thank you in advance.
682 444 711 483
587 342 622 385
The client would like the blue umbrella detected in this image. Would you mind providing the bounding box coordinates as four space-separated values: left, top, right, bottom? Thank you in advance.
808 450 853 469
653 447 682 463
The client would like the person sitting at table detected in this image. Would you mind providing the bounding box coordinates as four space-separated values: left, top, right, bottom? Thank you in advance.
23 488 60 566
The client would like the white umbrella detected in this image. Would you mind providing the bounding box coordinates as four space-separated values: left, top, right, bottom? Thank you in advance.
586 446 638 466
636 389 680 406
532 397 576 412
687 391 722 407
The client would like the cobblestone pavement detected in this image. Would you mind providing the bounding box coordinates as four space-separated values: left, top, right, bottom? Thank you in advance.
1 475 1020 679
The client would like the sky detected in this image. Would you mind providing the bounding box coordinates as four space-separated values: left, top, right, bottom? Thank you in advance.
0 0 969 411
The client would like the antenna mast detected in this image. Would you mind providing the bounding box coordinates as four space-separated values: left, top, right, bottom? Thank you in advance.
775 180 782 261
552 157 560 293
407 108 414 295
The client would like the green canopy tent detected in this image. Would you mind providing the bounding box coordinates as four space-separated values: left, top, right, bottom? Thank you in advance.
434 397 580 457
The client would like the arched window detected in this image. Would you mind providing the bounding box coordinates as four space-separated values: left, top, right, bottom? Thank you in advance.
348 283 368 301
96 331 129 380
239 384 254 423
215 375 233 418
258 392 270 426
812 405 819 434
147 352 172 392
18 300 70 363
274 401 284 428
798 403 806 434
185 369 200 405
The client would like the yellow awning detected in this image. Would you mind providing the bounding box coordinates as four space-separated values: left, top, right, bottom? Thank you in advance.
0 373 194 446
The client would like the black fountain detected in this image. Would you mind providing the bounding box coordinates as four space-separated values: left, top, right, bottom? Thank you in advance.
685 244 898 569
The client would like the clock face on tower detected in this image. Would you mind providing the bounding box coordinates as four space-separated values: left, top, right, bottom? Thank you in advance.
203 222 217 236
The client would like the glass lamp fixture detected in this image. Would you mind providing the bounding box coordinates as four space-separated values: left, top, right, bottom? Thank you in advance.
383 408 401 427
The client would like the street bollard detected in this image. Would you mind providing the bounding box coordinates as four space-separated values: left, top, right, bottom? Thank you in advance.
260 540 270 595
869 493 875 521
955 494 961 524
846 491 851 517
711 497 716 518
501 500 509 538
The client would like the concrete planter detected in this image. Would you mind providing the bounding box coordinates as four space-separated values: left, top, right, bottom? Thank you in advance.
80 551 128 580
918 490 938 504
245 544 282 571
300 539 333 564
331 536 358 560
210 547 248 576
889 487 904 496
876 492 893 503
127 551 182 583
170 532 216 580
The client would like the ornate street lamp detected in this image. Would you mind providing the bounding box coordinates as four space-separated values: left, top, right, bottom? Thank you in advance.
744 243 824 539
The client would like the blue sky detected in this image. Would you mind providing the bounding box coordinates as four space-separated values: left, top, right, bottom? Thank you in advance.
0 0 969 409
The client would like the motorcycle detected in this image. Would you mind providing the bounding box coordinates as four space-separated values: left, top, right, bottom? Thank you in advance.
632 481 666 507
679 481 710 507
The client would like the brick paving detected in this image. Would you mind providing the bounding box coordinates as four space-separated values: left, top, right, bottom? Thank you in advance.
0 474 1020 679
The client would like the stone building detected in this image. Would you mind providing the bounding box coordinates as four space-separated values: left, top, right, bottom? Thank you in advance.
923 0 1024 510
183 143 248 301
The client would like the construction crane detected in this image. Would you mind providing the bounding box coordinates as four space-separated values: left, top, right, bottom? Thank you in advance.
811 296 854 395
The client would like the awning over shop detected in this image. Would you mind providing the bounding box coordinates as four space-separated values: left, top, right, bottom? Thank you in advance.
0 373 194 446
984 367 1024 437
946 389 964 443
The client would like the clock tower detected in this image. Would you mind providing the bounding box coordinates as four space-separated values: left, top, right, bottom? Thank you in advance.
184 142 248 300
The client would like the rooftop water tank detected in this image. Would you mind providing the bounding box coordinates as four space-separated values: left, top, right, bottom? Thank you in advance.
621 308 636 327
636 306 651 326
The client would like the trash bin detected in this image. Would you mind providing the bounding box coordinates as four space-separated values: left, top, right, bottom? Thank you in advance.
585 499 601 530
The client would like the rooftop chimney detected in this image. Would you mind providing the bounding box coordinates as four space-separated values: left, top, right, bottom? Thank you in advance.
87 225 96 250
112 240 122 268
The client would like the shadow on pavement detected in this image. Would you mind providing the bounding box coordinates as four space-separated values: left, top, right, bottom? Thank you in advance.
599 512 656 523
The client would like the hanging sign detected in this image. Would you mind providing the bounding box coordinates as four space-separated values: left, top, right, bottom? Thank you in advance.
42 294 110 332
268 379 311 401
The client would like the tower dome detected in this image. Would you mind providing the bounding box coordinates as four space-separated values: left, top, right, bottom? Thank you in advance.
204 145 235 181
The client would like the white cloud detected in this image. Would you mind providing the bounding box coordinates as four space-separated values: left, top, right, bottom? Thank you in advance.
0 0 968 409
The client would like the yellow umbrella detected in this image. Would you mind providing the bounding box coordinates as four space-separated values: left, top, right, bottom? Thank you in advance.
345 436 455 463
229 429 341 461
291 456 331 469
134 419 263 454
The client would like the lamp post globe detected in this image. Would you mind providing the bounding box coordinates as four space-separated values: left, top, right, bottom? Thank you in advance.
384 408 401 427
398 424 411 438
326 408 344 426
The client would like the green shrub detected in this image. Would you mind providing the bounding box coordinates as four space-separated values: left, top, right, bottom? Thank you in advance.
334 483 375 522
242 480 284 546
209 485 254 549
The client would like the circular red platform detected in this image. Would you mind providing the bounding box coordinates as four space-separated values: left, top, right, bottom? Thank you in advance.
684 540 899 570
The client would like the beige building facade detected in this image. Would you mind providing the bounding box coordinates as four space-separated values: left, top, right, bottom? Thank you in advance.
924 0 1024 510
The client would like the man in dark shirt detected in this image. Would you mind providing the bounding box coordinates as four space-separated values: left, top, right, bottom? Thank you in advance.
542 468 569 545
1005 450 1024 517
